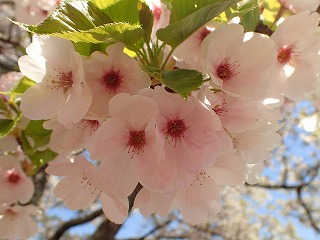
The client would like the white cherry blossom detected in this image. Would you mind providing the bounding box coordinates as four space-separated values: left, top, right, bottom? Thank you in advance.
0 204 38 240
18 35 92 129
0 155 34 204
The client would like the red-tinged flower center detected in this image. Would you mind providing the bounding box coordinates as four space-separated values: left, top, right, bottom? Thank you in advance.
78 119 101 135
5 208 16 219
213 105 228 116
5 169 20 184
49 69 73 92
216 57 239 81
153 6 162 21
199 27 211 42
128 131 146 157
277 46 293 65
212 99 228 116
41 9 49 16
102 69 122 94
165 119 186 146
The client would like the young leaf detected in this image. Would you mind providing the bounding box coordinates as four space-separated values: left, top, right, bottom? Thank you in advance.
157 0 240 48
170 0 223 23
16 1 144 45
28 148 58 174
0 114 21 138
162 69 204 98
11 76 36 95
73 42 109 56
23 120 52 153
240 4 260 31
138 0 154 44
103 0 140 24
0 98 7 111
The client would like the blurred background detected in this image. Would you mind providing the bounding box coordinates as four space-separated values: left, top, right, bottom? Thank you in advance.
0 0 319 239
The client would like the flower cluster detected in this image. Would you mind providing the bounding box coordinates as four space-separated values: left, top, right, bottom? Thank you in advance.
1 0 320 238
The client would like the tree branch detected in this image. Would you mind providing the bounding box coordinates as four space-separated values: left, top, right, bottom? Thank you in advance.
49 209 104 240
296 187 320 233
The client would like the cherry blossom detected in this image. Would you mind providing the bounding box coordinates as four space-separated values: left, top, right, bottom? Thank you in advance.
90 93 176 197
174 26 213 71
46 155 101 210
278 0 320 13
18 35 92 129
14 0 60 25
140 87 222 175
233 123 282 164
44 117 102 153
0 155 34 204
0 71 22 100
202 24 277 98
145 0 170 36
0 204 38 240
46 155 128 223
271 11 320 101
135 151 246 225
84 43 151 118
204 88 261 133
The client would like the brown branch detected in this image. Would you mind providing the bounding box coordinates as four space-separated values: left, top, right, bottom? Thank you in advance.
89 183 144 240
90 218 122 240
49 209 104 240
296 187 320 233
246 182 306 190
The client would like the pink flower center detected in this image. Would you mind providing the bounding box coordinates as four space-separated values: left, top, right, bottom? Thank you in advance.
5 169 20 184
277 45 294 65
102 69 122 94
128 131 146 156
216 57 239 81
49 69 73 92
165 119 186 145
199 27 211 42
78 119 101 135
5 208 16 219
212 99 228 116
153 6 162 21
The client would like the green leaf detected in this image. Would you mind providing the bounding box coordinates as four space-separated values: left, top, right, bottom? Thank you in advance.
16 1 143 45
90 0 119 10
162 69 204 98
143 67 204 98
104 0 139 24
240 4 260 31
73 42 109 56
11 76 36 95
138 0 154 44
169 0 223 23
0 114 21 138
28 148 58 174
157 0 240 48
0 98 7 111
23 120 52 153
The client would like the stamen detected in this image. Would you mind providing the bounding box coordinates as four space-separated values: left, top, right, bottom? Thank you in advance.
165 119 186 146
48 68 73 92
212 99 228 116
101 68 122 94
5 169 20 184
216 57 240 81
127 131 146 157
277 45 299 65
78 120 101 135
